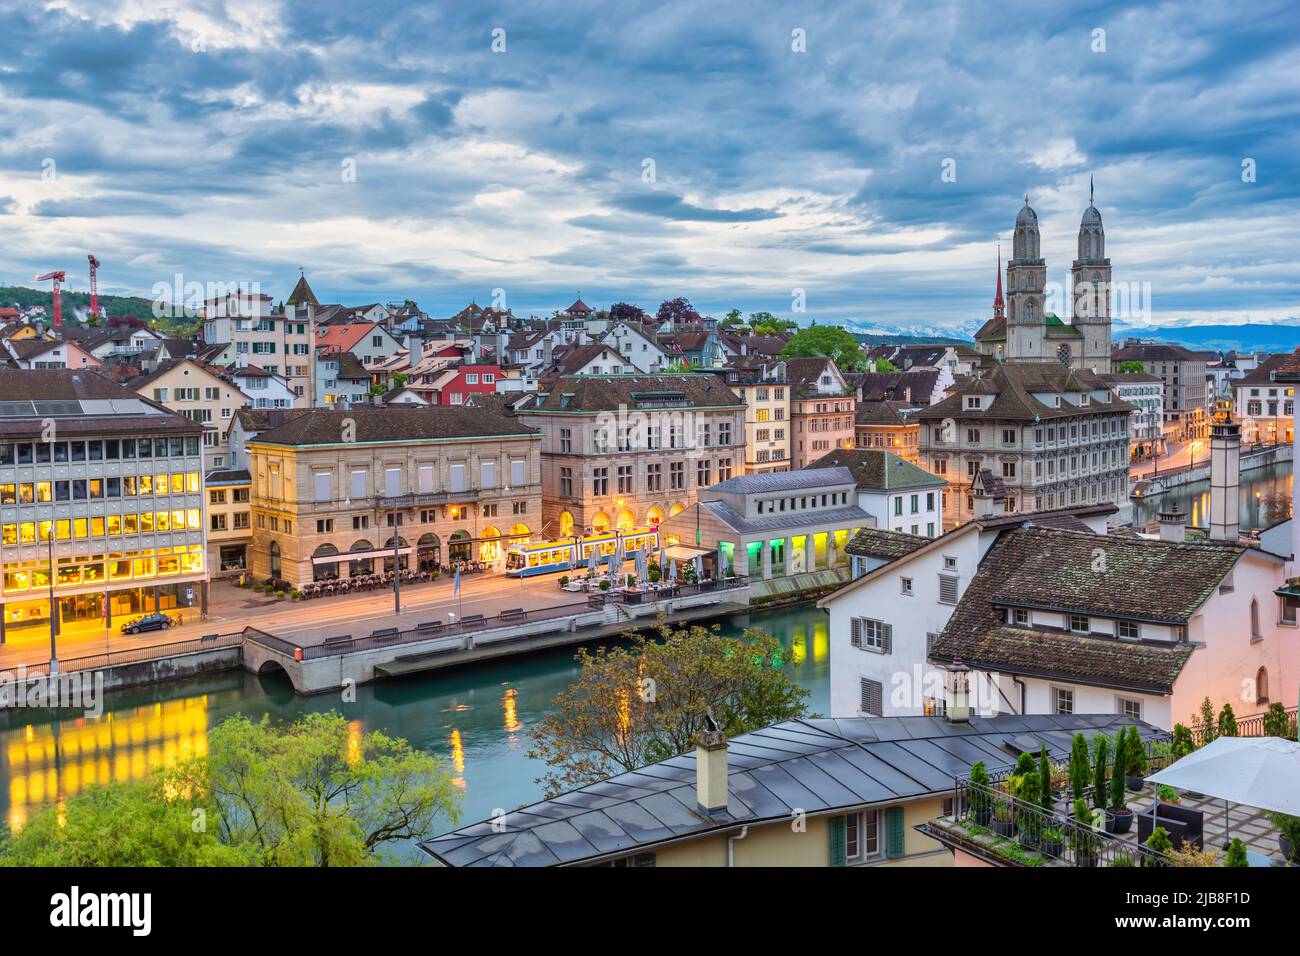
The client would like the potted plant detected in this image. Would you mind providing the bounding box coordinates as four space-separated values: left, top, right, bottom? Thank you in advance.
1068 732 1090 803
649 567 661 584
1156 784 1179 805
559 575 569 588
1037 746 1054 811
1111 852 1135 867
1266 811 1300 862
1124 725 1148 790
992 792 1017 838
1106 728 1134 835
1224 838 1249 868
968 761 993 826
1143 826 1173 866
1016 771 1041 849
1040 825 1064 858
1092 735 1109 815
290 589 301 600
1170 723 1196 760
1071 798 1099 867
598 579 611 592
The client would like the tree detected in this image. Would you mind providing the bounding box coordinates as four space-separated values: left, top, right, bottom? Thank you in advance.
1109 726 1127 809
1069 732 1090 802
779 326 865 370
1224 837 1249 867
527 620 811 798
750 313 798 335
609 302 647 325
1092 735 1109 810
1037 746 1053 811
871 358 898 373
720 309 745 328
2 711 459 866
1118 360 1146 373
1194 697 1217 745
1262 702 1297 740
1217 702 1239 738
656 297 701 326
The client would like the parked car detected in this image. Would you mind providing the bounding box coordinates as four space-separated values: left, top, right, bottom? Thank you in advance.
120 612 179 635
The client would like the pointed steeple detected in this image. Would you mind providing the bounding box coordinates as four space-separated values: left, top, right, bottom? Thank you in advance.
993 244 1004 317
286 270 319 308
1089 175 1095 206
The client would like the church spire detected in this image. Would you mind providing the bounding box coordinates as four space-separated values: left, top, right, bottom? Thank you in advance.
1089 175 1095 206
993 244 1004 317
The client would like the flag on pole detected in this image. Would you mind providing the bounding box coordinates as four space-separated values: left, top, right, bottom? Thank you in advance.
452 566 461 598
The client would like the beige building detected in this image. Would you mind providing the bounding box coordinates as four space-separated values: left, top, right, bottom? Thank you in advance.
517 374 745 540
854 400 921 464
786 357 857 468
201 276 317 407
129 360 250 471
206 467 252 577
245 405 541 586
1111 341 1209 442
710 361 790 473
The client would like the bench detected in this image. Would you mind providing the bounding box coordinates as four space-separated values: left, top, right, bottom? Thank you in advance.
322 634 354 649
459 614 485 626
416 620 445 632
369 627 400 639
1137 802 1204 851
200 633 222 643
498 608 526 621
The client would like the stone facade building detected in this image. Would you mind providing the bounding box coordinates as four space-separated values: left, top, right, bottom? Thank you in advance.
1111 341 1209 442
786 357 856 468
517 374 745 539
246 405 541 586
917 363 1133 529
710 360 790 473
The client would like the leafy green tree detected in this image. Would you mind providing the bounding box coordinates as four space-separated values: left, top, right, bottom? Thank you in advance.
1171 723 1196 758
527 620 811 797
1224 838 1248 867
720 309 745 328
1217 702 1239 738
1109 726 1127 808
1194 696 1217 744
779 326 864 371
1262 702 1296 739
1126 725 1148 778
871 358 898 372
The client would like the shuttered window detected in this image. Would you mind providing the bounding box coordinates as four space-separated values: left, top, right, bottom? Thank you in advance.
384 467 401 497
884 807 905 859
511 459 526 486
860 678 883 716
851 618 891 654
449 463 466 493
481 460 496 488
938 574 959 605
829 815 846 867
418 465 434 494
313 471 331 503
349 468 366 499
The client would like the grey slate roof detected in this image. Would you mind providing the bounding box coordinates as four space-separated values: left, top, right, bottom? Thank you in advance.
709 466 854 494
700 500 871 535
807 449 944 492
420 713 1162 867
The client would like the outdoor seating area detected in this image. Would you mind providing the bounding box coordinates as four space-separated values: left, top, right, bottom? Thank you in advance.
932 727 1299 868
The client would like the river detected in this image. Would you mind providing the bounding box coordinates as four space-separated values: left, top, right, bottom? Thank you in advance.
0 603 831 849
1127 461 1292 531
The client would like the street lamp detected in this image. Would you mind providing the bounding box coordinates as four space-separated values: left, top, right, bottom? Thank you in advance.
46 528 58 674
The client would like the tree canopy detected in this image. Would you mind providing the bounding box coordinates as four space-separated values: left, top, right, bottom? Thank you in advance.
609 301 648 324
527 620 811 798
656 297 701 326
0 711 460 866
780 325 865 370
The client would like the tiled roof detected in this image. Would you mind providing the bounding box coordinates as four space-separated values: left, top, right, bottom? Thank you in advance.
250 405 538 446
1274 347 1300 382
700 500 870 535
928 526 1243 693
806 448 944 491
420 713 1161 867
529 374 742 412
846 369 939 405
316 322 378 354
844 527 930 561
286 274 319 307
854 399 914 425
1111 342 1203 363
1234 351 1300 387
916 362 1133 423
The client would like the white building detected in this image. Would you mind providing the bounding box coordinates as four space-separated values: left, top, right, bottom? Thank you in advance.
807 447 945 538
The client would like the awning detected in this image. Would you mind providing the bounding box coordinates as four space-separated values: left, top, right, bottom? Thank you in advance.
664 544 713 561
313 547 414 564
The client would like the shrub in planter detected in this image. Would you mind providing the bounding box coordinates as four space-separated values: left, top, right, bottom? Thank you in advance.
1266 811 1300 862
1068 732 1090 803
275 590 285 599
1037 746 1053 811
991 793 1017 838
1071 798 1099 866
1156 784 1179 805
1040 826 1064 858
1224 838 1248 868
649 567 661 583
598 579 611 591
1262 702 1292 739
625 574 636 589
1092 735 1109 812
290 590 301 600
1125 725 1148 790
559 576 569 587
1144 825 1173 866
967 761 993 826
1194 697 1217 746
1107 728 1134 836
1016 772 1041 848
1111 853 1135 867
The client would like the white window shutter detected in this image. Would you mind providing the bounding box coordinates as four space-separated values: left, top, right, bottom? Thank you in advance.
851 618 862 648
882 623 893 656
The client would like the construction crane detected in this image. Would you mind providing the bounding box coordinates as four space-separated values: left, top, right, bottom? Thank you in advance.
34 270 66 327
87 255 101 320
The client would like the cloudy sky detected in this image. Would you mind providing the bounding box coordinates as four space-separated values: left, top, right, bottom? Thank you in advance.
0 0 1297 333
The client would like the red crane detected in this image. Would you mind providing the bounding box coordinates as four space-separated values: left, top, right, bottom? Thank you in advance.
34 270 67 327
87 255 101 320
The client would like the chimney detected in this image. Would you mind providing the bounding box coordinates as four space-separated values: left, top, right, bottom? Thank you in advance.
1209 416 1241 542
695 714 729 815
543 337 554 368
944 660 972 723
971 470 1002 519
1157 504 1186 543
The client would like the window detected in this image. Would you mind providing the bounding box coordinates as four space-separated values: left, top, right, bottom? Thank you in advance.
1069 614 1089 634
313 471 332 503
1256 667 1269 704
592 468 609 496
899 577 913 596
385 467 401 497
1054 687 1074 715
481 460 496 489
938 574 959 605
449 463 466 493
1250 598 1261 641
1117 620 1140 639
1013 608 1029 626
560 467 573 498
646 464 662 492
845 810 880 862
418 464 434 494
860 678 883 716
617 465 633 494
1117 696 1143 721
350 468 367 499
316 519 333 533
850 617 891 653
511 459 526 487
560 428 572 454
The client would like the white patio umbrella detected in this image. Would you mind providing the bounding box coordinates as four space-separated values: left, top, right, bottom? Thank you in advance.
1146 736 1300 846
1146 736 1300 817
587 543 598 576
693 554 704 582
668 557 677 583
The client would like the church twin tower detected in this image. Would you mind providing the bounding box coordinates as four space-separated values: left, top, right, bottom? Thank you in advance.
980 183 1113 374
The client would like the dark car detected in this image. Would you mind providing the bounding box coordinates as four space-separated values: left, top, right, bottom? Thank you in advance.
120 612 178 635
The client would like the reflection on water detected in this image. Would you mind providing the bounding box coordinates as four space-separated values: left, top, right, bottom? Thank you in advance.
1129 463 1292 531
0 604 831 846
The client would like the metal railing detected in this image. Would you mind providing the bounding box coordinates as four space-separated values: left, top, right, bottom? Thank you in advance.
1191 704 1298 745
951 781 1174 868
16 631 245 678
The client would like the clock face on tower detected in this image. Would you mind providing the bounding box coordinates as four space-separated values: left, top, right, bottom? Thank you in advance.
1056 342 1072 366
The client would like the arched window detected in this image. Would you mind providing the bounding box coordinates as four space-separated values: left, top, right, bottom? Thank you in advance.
1256 667 1269 705
1250 598 1261 640
269 541 281 579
